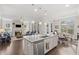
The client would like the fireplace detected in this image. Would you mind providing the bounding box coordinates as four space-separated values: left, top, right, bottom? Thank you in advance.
15 31 22 38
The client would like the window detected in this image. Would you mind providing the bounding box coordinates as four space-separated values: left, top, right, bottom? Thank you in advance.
61 17 74 34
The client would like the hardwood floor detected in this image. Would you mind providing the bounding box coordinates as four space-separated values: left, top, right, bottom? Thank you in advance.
0 38 24 55
47 44 76 55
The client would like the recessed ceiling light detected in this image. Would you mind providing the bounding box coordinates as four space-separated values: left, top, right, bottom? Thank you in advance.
44 22 47 25
39 22 42 25
65 4 70 7
44 13 47 15
34 9 38 12
32 21 35 24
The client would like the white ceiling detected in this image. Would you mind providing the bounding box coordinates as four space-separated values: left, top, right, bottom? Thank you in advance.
0 4 79 21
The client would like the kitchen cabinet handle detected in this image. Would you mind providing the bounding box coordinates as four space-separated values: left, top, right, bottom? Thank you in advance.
46 42 49 50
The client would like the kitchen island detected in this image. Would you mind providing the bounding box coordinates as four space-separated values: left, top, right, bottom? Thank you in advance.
23 34 58 55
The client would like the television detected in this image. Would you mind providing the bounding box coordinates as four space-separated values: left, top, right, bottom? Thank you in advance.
16 24 21 27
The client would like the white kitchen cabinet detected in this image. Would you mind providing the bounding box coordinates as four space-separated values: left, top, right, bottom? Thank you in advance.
33 41 44 55
24 40 34 55
23 38 44 55
44 38 50 54
44 35 58 54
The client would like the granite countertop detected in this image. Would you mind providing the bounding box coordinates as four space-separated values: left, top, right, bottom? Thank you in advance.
23 35 45 43
23 34 56 43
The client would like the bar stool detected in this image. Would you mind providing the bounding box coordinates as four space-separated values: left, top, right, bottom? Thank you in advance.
1 37 6 45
